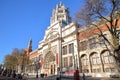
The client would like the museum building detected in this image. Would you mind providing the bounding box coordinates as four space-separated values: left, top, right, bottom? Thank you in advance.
27 2 120 77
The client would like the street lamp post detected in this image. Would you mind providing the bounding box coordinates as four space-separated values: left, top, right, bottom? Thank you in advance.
35 62 38 78
35 57 40 78
59 20 63 80
72 52 76 70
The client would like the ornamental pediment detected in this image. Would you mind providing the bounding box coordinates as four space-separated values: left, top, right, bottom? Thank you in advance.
45 28 59 42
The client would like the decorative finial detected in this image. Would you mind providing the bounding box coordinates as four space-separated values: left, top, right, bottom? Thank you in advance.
59 0 63 6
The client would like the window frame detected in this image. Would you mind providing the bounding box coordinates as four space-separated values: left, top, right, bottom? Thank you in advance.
69 43 74 54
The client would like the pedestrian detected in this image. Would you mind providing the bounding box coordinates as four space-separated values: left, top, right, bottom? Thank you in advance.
83 73 85 80
45 73 47 77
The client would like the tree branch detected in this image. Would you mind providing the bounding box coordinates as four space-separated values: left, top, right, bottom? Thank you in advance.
91 23 115 49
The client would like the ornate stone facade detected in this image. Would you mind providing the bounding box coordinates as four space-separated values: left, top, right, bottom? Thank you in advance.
28 2 120 77
78 23 120 77
37 2 79 75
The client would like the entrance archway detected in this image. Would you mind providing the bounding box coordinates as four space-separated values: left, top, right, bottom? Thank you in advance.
44 51 55 75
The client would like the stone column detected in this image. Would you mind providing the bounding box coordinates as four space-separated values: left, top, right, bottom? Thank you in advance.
88 55 92 73
100 53 104 72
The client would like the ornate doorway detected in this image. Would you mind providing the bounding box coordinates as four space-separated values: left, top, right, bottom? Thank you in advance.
50 64 55 74
44 51 55 75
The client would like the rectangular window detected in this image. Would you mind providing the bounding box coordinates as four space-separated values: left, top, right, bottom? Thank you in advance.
93 69 101 73
69 43 74 53
104 56 109 64
63 57 68 67
105 68 111 72
97 58 101 64
82 56 88 66
62 46 67 55
80 41 87 51
97 68 101 72
93 69 96 73
111 68 117 72
99 34 108 46
83 60 87 66
92 58 97 65
89 37 97 49
109 56 115 63
69 56 73 67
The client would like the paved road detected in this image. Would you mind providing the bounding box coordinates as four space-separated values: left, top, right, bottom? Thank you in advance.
86 77 120 80
0 77 27 80
0 76 120 80
27 77 120 80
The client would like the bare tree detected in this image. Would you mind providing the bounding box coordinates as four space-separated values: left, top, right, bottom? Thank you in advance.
4 48 29 73
75 0 120 67
4 54 17 69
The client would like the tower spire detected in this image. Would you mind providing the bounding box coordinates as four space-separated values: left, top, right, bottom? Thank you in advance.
27 38 32 53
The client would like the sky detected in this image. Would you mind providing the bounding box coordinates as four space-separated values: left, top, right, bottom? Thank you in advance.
0 0 84 63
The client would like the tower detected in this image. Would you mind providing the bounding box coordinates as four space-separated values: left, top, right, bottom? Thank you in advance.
50 1 71 25
27 38 32 54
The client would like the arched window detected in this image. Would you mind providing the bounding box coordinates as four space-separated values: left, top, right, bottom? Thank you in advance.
81 54 89 73
81 54 88 66
90 52 101 65
102 51 115 64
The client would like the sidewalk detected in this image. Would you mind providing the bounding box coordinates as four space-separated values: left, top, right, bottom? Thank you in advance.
27 76 120 80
